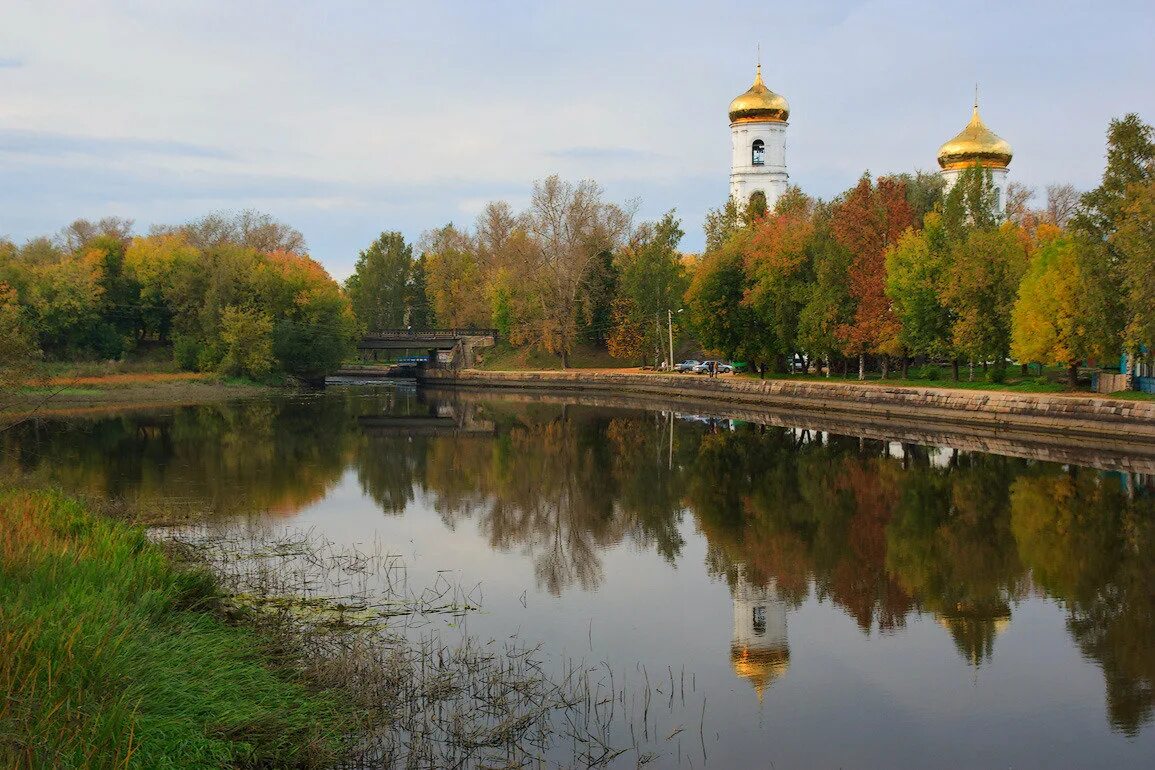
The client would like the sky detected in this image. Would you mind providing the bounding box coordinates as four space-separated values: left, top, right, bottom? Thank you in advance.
1 0 1153 280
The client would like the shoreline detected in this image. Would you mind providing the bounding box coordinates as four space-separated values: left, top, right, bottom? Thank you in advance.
419 369 1155 447
3 378 274 421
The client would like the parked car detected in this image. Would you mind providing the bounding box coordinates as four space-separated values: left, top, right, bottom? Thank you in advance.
674 360 701 373
693 360 732 374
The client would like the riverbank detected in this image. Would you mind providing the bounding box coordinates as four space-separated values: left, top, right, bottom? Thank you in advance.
420 369 1155 445
0 488 351 768
4 373 272 421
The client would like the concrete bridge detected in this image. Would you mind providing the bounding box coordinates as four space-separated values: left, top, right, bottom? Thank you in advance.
354 328 498 370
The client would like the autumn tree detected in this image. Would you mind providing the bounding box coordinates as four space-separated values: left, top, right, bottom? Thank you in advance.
833 174 913 378
522 176 631 367
155 210 306 255
345 231 413 330
422 224 488 328
685 229 765 366
1012 229 1118 385
743 189 814 369
1045 183 1080 228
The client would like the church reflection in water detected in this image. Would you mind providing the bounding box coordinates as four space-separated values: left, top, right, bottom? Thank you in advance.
729 568 790 701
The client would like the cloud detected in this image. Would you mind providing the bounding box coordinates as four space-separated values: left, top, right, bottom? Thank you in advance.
0 129 231 161
547 146 661 162
0 56 23 69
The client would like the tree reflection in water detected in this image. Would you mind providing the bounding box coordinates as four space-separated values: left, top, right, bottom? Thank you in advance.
2 389 1153 732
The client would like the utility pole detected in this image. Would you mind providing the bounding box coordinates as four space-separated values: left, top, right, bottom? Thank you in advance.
667 309 676 370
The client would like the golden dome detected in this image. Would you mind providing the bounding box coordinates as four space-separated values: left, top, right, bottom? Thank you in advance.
729 64 789 124
730 644 790 702
937 104 1013 170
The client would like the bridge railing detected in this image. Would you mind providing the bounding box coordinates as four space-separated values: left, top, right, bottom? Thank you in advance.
362 328 499 339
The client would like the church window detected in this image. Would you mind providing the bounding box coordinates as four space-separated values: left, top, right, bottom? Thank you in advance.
747 191 767 219
752 139 765 166
753 606 766 635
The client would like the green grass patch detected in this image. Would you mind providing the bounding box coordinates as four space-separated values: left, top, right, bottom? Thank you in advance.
477 342 631 371
1107 390 1155 401
0 488 350 768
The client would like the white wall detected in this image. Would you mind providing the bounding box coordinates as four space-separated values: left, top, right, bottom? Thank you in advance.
941 165 1009 216
730 120 789 212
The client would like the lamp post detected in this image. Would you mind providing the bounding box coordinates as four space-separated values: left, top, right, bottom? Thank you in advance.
667 308 682 370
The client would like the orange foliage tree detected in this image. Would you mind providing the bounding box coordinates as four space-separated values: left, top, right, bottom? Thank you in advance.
832 175 914 378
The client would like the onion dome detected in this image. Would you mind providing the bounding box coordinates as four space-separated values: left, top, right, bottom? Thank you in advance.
729 64 789 124
731 643 790 702
937 103 1013 170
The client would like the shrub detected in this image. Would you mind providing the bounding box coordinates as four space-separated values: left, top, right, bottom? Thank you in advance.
172 334 202 372
218 306 274 379
909 364 942 381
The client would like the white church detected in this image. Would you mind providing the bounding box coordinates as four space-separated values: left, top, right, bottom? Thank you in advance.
727 66 1013 213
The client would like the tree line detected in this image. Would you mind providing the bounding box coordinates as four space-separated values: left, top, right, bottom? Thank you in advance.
0 211 358 381
3 114 1150 384
347 114 1153 383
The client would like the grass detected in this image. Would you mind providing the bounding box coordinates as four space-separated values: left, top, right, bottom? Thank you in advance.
476 342 632 371
1107 390 1155 401
0 488 350 769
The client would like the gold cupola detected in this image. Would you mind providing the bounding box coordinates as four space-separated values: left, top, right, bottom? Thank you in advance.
729 64 790 124
937 99 1013 170
730 643 790 702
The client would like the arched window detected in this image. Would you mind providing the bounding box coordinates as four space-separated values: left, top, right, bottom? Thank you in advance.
752 139 765 166
747 190 767 220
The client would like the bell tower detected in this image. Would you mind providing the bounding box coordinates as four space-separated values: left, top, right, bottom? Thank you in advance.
729 63 790 214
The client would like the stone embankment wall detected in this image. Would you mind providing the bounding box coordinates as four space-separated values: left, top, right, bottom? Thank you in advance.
419 370 1155 446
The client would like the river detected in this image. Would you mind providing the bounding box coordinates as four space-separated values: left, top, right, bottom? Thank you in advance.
5 383 1154 768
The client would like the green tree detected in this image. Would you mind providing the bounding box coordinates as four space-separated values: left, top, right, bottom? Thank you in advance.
703 198 741 253
943 225 1028 379
942 164 1000 239
345 231 413 330
218 306 274 379
797 207 854 374
1072 114 1155 240
685 230 763 365
612 211 686 365
885 212 954 366
407 253 435 329
0 283 39 410
1114 179 1155 358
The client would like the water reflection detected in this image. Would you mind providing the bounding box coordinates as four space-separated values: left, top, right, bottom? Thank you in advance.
730 568 790 701
3 386 1154 736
